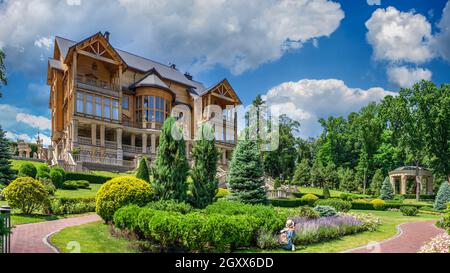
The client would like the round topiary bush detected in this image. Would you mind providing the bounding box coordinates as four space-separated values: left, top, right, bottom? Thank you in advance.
371 198 387 211
18 163 37 178
50 169 64 189
3 177 49 214
300 193 319 206
400 206 418 216
96 176 154 222
36 165 51 180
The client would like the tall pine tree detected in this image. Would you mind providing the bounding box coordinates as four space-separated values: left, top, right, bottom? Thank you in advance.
228 131 267 204
152 117 189 201
190 124 220 208
0 127 15 185
379 177 394 200
136 156 150 183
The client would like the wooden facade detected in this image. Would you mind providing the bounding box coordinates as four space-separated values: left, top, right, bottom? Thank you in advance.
47 32 241 171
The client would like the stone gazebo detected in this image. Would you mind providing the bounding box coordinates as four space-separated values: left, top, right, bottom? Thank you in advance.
389 166 433 195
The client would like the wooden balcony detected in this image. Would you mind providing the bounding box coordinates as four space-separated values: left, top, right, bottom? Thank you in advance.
76 75 120 95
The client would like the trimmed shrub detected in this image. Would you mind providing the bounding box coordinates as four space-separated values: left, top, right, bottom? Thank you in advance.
205 199 285 232
47 197 96 215
61 180 90 190
402 194 435 200
65 172 113 184
371 199 387 211
136 157 150 183
36 165 51 180
300 193 319 206
400 206 418 216
434 182 450 210
50 169 64 188
313 205 337 217
351 199 374 210
3 177 49 214
315 199 352 212
216 188 230 199
52 167 66 180
96 176 154 222
323 188 331 199
39 178 56 195
269 198 309 207
18 163 37 178
146 200 193 214
113 204 142 230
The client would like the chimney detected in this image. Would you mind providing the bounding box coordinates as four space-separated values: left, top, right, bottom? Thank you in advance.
104 31 110 42
184 72 193 80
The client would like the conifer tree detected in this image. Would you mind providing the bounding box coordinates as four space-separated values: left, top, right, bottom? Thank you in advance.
228 131 267 204
136 157 150 183
0 127 15 185
434 181 450 210
380 176 394 200
190 124 220 208
152 117 189 201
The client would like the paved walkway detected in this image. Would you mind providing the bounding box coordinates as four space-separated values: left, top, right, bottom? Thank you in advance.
11 214 102 253
346 220 445 253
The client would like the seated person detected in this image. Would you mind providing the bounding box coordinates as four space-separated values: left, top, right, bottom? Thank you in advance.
279 219 296 251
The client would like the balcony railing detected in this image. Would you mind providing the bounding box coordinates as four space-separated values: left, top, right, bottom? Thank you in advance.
76 75 120 92
73 154 134 167
122 120 163 130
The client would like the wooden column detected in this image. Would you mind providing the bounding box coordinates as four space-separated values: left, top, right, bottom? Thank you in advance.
131 134 136 147
72 119 78 144
390 176 396 194
117 128 123 150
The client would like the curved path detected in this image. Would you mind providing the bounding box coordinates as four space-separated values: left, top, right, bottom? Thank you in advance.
11 214 101 253
345 220 445 253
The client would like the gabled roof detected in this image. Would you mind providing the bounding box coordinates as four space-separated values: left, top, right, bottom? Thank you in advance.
200 78 242 104
54 36 200 89
130 69 169 90
48 58 65 71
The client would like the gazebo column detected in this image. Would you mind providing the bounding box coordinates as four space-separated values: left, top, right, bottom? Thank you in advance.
400 175 407 195
427 176 433 195
390 176 396 194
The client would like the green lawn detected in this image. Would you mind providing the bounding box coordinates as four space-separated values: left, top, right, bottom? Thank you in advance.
50 221 135 253
55 183 102 199
91 171 130 178
241 209 441 253
298 186 349 198
10 159 48 171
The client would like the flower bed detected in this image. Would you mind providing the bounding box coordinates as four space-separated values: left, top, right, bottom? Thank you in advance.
419 233 450 253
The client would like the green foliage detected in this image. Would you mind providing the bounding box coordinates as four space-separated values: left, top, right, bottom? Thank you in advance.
292 206 320 219
228 133 267 205
152 117 189 202
205 200 285 232
338 167 358 193
370 170 384 197
61 180 90 190
292 159 311 186
434 182 450 210
46 197 96 215
323 188 331 199
371 199 387 211
351 200 375 210
190 124 220 208
273 178 281 190
313 205 337 217
39 178 56 195
269 198 309 207
52 167 66 180
112 204 142 230
300 193 319 206
18 162 37 178
256 229 280 250
65 172 113 184
0 127 15 186
146 200 193 214
95 176 154 222
216 188 230 199
400 206 418 216
315 199 352 212
50 169 64 189
136 157 150 183
380 177 394 200
3 177 49 214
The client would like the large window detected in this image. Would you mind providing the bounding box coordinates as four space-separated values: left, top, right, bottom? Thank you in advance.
122 96 129 110
135 95 171 126
76 90 119 121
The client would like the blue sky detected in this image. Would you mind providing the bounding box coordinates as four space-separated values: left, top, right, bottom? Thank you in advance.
0 0 449 144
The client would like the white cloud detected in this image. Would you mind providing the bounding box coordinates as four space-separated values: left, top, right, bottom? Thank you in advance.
5 131 51 146
433 1 450 62
367 0 381 6
365 6 433 64
387 66 432 88
263 79 395 138
34 36 53 50
16 113 51 131
0 0 345 75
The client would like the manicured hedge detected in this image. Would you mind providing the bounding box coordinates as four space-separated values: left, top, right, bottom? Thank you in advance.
401 194 435 200
46 197 96 215
315 199 352 212
269 198 309 207
351 200 425 211
65 172 113 184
